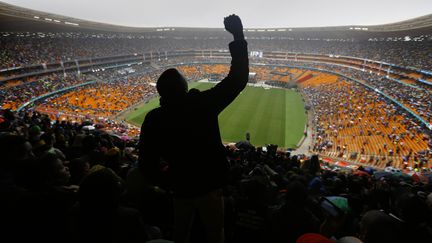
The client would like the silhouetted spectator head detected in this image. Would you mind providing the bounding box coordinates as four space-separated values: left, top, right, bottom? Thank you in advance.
32 153 71 188
156 68 188 98
40 132 55 147
72 133 86 148
301 154 321 176
291 155 298 162
105 147 122 173
308 176 323 194
241 176 269 206
33 132 54 157
79 167 124 211
82 134 98 152
396 193 429 224
0 134 33 170
69 157 90 185
359 210 403 243
309 154 321 174
28 125 42 142
286 180 308 205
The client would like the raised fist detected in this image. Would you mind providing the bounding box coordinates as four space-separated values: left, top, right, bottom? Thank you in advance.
224 14 244 40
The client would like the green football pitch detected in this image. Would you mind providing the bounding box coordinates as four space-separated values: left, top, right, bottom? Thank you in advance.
126 82 307 148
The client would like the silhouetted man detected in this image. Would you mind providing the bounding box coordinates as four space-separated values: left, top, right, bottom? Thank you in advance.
139 14 248 243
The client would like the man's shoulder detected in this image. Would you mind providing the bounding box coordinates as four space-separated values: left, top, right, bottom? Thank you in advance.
147 106 162 116
142 107 163 124
188 88 201 97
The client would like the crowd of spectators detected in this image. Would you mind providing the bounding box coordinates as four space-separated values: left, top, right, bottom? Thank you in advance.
284 60 432 125
1 32 431 71
2 21 432 243
0 72 88 110
36 75 156 119
302 76 431 169
1 60 430 171
258 59 432 125
1 107 432 242
326 67 432 124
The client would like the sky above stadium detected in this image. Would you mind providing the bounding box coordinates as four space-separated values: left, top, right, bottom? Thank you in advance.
3 0 432 28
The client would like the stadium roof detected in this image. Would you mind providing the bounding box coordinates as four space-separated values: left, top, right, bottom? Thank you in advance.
1 2 431 39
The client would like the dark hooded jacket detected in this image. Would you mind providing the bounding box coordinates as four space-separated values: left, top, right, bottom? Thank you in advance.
139 40 249 197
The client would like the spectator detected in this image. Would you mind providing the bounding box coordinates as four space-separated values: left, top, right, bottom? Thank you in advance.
70 167 150 243
139 14 249 243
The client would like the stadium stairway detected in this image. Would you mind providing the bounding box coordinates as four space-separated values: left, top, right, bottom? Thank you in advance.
296 73 314 84
293 69 309 81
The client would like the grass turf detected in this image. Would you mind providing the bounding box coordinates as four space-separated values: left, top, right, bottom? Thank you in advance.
126 82 306 148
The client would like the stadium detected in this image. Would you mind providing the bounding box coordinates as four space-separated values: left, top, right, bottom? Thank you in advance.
0 1 431 242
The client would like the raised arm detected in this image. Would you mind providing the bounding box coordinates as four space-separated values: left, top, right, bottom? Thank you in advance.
202 15 249 114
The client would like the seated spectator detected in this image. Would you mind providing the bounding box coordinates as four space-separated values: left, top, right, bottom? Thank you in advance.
358 210 403 243
68 157 90 185
70 167 151 243
269 180 320 243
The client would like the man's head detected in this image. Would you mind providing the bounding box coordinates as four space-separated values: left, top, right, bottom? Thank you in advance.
156 68 188 98
359 210 403 243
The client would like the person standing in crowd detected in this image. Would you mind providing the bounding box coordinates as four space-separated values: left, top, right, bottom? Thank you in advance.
139 14 248 243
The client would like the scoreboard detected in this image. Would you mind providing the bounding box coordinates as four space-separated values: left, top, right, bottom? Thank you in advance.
250 51 263 58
